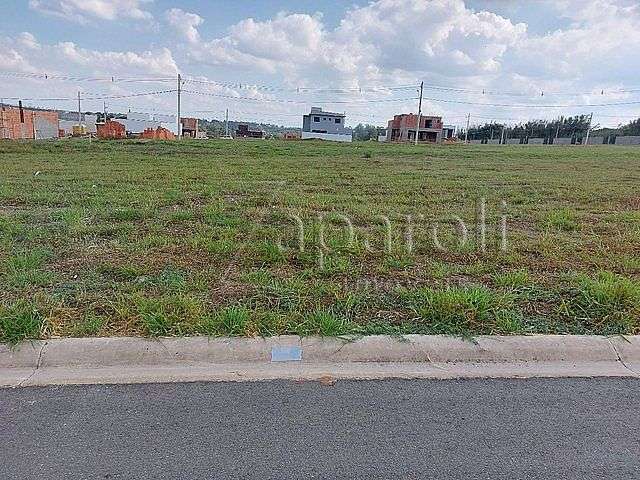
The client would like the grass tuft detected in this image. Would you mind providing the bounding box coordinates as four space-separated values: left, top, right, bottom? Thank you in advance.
543 208 578 232
562 272 640 333
0 301 45 344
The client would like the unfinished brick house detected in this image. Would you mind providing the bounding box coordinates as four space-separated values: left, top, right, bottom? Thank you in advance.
180 117 198 138
386 114 443 143
236 124 265 139
96 120 126 139
141 126 176 140
0 104 59 140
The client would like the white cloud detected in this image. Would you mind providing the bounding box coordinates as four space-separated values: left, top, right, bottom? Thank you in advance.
29 0 154 24
0 32 178 114
165 8 203 44
4 0 640 128
187 0 527 88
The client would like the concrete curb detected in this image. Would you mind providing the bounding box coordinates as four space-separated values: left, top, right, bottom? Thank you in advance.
1 335 639 387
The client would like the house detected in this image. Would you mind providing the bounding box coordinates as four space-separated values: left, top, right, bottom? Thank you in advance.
235 124 265 139
282 131 300 140
302 107 352 142
96 120 126 139
442 124 457 139
0 103 59 140
141 126 176 140
386 114 443 143
180 117 198 138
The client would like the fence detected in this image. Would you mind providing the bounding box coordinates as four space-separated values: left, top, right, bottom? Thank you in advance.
467 136 640 146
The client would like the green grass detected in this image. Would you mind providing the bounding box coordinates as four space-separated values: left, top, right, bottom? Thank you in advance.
0 301 45 344
560 272 640 333
1 139 639 341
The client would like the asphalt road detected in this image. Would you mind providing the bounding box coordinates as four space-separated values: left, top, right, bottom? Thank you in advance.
1 378 639 479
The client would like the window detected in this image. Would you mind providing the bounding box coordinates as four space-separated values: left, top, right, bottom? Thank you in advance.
335 118 341 124
314 117 320 122
323 117 326 121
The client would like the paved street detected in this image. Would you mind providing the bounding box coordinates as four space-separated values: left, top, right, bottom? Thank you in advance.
1 378 639 479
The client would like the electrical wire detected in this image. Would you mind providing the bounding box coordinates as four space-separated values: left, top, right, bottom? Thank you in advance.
181 89 418 105
1 89 177 102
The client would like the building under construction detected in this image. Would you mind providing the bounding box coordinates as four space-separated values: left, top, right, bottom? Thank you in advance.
180 117 199 138
0 104 59 140
386 113 443 143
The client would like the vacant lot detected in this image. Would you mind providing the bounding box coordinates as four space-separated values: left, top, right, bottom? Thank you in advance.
0 139 639 342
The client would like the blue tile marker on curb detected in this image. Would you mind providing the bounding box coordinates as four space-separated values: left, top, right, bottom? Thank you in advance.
271 346 302 362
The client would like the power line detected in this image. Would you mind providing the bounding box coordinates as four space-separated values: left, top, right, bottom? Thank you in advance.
181 77 418 94
2 89 177 102
420 95 640 109
181 89 419 105
6 69 640 98
0 72 175 83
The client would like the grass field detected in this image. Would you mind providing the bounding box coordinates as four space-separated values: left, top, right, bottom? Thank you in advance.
1 139 639 343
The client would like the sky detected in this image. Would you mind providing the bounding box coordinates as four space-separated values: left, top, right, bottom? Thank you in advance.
1 0 640 129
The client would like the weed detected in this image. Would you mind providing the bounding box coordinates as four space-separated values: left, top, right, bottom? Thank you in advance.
543 208 578 232
0 301 44 344
4 248 53 288
492 269 531 289
217 306 251 336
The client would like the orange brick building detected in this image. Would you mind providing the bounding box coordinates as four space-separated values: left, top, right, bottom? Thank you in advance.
96 120 126 139
141 126 176 140
0 105 59 139
386 113 443 143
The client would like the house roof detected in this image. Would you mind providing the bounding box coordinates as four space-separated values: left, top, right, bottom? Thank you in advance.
307 108 345 117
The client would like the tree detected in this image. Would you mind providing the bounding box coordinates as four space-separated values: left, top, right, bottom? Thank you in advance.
352 123 381 141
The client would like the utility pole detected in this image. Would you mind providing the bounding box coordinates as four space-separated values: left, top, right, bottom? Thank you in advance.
464 113 470 144
414 81 423 145
177 73 182 139
77 91 82 131
224 108 229 137
103 101 107 122
584 112 593 146
0 98 5 139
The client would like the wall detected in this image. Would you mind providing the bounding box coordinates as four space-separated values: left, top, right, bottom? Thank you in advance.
0 107 58 139
528 138 545 145
34 115 59 139
97 120 126 139
141 127 175 140
302 131 352 142
615 135 640 145
505 138 521 145
586 136 604 145
553 137 573 145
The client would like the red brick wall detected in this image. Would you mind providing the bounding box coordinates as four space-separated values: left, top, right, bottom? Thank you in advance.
97 120 126 139
388 114 442 130
141 127 175 140
0 107 59 139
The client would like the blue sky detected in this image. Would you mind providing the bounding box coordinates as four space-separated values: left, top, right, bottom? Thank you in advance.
1 0 639 128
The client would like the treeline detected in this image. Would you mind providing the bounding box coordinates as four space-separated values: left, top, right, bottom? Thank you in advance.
465 115 592 140
465 115 640 141
592 118 640 137
352 123 384 141
198 118 300 138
